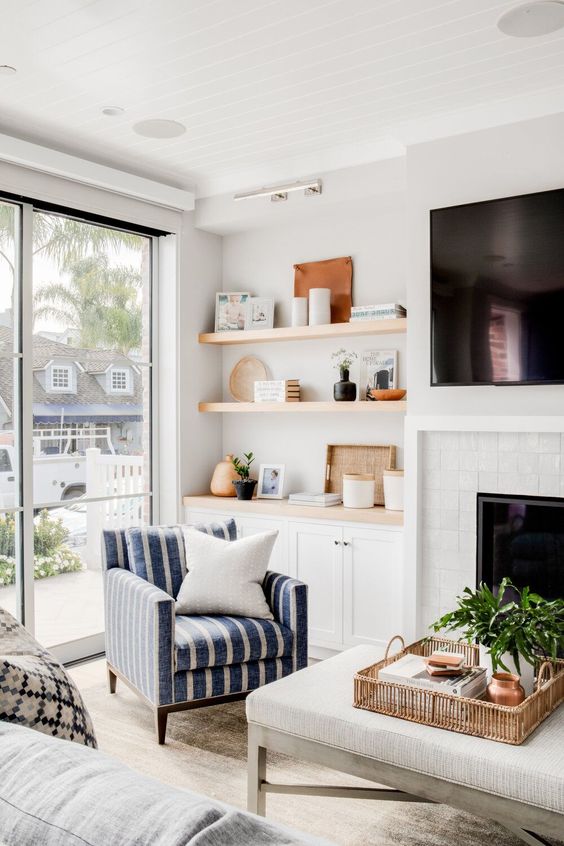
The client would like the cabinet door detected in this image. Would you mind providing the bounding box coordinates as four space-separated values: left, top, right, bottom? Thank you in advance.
343 527 402 649
289 522 343 648
237 517 288 575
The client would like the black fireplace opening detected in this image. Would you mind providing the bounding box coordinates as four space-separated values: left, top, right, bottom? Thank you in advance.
477 493 564 602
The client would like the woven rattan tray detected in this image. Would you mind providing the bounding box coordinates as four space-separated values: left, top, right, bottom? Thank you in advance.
325 444 396 506
354 635 564 745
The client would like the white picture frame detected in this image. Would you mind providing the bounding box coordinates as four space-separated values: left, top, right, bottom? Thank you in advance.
360 350 397 400
215 292 250 332
245 297 274 330
257 463 285 499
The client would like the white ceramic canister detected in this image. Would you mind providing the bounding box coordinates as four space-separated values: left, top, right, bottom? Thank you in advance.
383 469 404 511
308 287 331 325
291 296 308 327
342 473 375 509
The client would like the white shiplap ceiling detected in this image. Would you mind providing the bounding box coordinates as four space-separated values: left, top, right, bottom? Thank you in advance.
1 0 564 197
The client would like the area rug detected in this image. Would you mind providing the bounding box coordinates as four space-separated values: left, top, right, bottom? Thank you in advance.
72 662 560 846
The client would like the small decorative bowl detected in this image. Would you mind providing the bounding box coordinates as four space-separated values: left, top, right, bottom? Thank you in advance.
368 389 406 401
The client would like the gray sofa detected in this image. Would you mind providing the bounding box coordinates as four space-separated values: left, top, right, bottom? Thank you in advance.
0 722 332 845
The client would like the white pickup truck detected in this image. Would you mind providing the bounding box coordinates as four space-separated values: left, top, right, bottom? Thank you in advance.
0 427 115 509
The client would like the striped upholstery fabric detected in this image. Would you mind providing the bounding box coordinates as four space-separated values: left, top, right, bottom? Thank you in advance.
174 615 293 672
174 656 294 702
191 518 237 541
263 571 308 671
125 526 186 598
104 567 175 705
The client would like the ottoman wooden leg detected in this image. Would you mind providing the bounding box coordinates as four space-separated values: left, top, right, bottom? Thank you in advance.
247 724 266 816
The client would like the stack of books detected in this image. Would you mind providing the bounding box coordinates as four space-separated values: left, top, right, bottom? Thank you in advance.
350 303 406 322
288 492 342 508
378 653 487 699
254 380 300 403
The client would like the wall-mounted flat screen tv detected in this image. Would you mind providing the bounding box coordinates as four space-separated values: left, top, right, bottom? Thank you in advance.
431 188 564 386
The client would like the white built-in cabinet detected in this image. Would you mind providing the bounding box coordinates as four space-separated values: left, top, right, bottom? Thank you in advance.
185 505 403 657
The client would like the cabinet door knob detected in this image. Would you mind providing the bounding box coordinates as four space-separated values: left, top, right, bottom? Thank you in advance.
334 539 340 545
343 541 350 546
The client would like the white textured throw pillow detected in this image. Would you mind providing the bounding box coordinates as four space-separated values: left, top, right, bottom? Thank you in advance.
176 528 277 619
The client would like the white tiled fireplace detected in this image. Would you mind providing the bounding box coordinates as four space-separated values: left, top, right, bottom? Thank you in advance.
419 430 564 631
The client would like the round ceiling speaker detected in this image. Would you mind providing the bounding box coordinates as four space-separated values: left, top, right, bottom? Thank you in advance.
132 119 186 138
497 1 564 36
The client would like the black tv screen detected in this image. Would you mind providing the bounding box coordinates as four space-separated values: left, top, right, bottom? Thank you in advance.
431 188 564 386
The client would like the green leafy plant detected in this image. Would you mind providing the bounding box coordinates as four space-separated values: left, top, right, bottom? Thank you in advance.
331 348 357 373
231 452 255 480
0 510 82 586
430 578 564 673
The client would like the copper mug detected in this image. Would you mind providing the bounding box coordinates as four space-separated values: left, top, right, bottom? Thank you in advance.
486 672 526 706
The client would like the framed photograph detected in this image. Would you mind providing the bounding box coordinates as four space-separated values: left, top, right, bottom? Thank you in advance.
245 297 274 330
360 350 397 400
257 463 285 499
215 292 250 332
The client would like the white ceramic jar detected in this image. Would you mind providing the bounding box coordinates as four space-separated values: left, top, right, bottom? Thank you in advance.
291 297 308 327
383 469 404 511
342 473 374 509
308 288 331 325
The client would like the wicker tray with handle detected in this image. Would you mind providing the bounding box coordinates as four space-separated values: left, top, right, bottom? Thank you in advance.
354 635 564 745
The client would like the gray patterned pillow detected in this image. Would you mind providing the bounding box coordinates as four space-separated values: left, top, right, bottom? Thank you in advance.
0 608 97 748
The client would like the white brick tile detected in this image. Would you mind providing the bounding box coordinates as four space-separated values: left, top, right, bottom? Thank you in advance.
478 451 498 472
423 469 441 490
498 473 537 494
498 432 519 452
422 529 441 551
459 432 478 451
440 470 459 490
441 450 459 471
422 508 441 529
440 569 473 594
538 453 561 475
459 471 478 491
459 451 478 471
440 510 459 531
423 432 442 450
479 471 498 491
539 476 560 496
498 452 518 473
459 509 476 531
519 432 539 452
440 432 460 450
539 433 561 453
422 570 440 589
422 586 438 608
459 491 476 512
561 433 564 454
421 490 441 510
441 530 459 551
478 432 498 451
423 450 441 470
517 453 539 475
458 530 476 553
421 605 441 631
440 489 458 511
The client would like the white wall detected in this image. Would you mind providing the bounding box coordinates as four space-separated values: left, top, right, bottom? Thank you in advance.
210 160 408 494
406 112 564 416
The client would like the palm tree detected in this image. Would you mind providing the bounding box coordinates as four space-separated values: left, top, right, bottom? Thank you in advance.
34 255 142 355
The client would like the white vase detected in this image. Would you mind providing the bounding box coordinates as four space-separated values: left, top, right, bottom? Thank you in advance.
479 646 535 697
308 288 331 325
291 297 308 327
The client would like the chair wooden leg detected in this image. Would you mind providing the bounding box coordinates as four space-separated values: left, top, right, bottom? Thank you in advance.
107 666 117 694
155 708 168 745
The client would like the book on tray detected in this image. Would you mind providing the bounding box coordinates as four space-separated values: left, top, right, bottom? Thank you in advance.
350 303 406 322
288 492 342 507
378 653 487 698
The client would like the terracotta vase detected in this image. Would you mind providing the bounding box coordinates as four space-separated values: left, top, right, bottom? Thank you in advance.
210 454 239 497
486 672 526 706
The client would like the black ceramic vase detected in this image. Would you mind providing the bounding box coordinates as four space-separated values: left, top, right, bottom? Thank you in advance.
333 368 357 401
233 479 257 500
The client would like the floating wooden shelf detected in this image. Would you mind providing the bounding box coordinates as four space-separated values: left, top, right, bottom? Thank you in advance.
183 494 404 526
198 401 407 413
198 318 406 346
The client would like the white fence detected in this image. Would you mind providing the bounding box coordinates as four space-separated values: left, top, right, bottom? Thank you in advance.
85 448 145 568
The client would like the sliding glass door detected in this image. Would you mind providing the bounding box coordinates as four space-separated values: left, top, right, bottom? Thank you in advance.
0 200 156 662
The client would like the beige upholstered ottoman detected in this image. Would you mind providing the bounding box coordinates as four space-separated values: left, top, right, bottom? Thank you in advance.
246 645 564 845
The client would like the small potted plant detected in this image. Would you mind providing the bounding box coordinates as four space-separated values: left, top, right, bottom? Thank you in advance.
331 348 358 401
231 452 257 500
431 578 564 696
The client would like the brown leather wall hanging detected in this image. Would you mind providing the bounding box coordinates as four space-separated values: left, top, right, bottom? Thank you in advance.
293 256 353 323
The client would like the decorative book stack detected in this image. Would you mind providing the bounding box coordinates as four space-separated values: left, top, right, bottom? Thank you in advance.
288 492 342 507
350 303 406 322
254 380 300 403
378 653 487 698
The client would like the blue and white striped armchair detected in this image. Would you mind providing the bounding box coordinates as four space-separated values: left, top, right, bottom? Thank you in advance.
102 519 308 743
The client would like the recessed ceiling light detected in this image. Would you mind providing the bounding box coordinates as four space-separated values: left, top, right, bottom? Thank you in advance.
132 119 186 139
497 1 564 36
102 106 125 116
0 65 17 75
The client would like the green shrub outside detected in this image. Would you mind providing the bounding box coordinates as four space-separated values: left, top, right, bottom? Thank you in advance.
0 510 82 586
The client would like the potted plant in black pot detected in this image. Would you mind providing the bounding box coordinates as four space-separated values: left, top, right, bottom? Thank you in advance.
231 452 257 500
431 577 564 697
